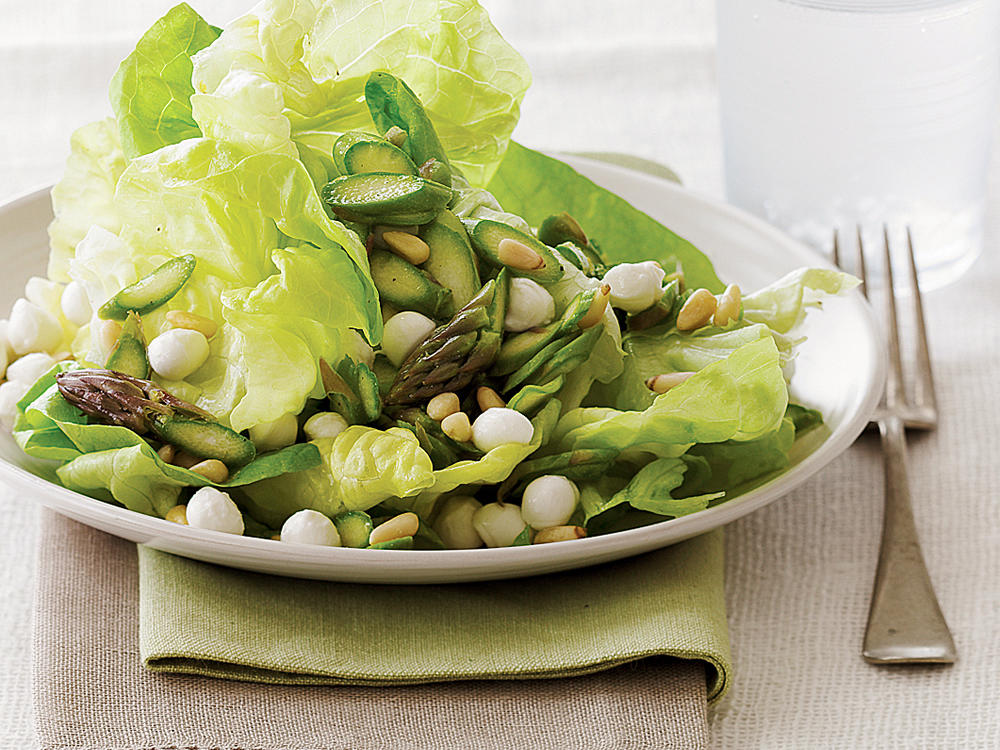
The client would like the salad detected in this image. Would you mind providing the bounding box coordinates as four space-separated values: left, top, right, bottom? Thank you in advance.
1 0 856 551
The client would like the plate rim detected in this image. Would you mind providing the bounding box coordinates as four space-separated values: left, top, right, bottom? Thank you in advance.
0 161 885 582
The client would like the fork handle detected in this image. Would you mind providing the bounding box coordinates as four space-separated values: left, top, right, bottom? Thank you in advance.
863 415 957 664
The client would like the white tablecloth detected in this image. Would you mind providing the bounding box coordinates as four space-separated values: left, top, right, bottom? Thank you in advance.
2 2 998 747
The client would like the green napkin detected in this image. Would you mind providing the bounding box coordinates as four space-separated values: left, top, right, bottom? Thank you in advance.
139 529 730 702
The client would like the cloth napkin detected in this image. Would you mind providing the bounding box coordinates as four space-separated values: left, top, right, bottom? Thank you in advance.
34 511 725 750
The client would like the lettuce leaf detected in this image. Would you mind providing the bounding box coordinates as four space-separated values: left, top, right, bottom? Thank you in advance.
742 268 859 334
67 140 380 431
189 0 531 188
47 119 127 282
109 3 221 160
239 426 436 527
554 337 788 456
13 364 320 516
487 143 724 292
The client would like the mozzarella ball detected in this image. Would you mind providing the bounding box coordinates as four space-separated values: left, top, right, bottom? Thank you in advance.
147 328 210 381
472 502 528 548
602 261 666 314
433 495 484 549
303 411 348 441
185 487 244 535
521 475 580 530
503 278 556 332
6 352 57 387
249 413 298 452
60 281 93 326
280 509 341 546
0 380 30 429
471 408 534 453
382 311 436 367
25 277 65 313
8 298 63 354
0 319 15 362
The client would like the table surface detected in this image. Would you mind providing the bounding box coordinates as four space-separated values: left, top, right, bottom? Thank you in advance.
3 2 999 748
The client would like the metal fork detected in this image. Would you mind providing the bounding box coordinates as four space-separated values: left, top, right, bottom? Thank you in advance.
833 226 957 664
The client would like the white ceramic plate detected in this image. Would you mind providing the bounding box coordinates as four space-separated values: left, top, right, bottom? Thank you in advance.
0 156 884 583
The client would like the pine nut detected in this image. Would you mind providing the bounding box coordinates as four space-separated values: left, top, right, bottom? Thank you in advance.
533 525 587 544
369 512 419 545
441 411 473 442
712 284 742 327
173 450 201 469
385 126 407 147
373 224 419 247
164 504 188 525
476 386 506 412
497 238 544 271
578 284 611 329
427 392 460 421
383 231 431 265
645 371 696 394
165 310 219 339
97 320 123 357
157 444 176 463
676 288 718 331
270 533 281 541
189 459 229 484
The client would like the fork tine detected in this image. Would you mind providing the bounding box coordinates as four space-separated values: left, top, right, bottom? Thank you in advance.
906 227 937 416
856 225 869 299
881 225 905 410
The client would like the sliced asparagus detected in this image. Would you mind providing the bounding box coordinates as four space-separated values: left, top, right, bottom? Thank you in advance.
98 255 196 320
105 311 149 379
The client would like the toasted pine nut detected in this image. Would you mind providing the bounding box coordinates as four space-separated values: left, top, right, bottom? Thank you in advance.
676 288 718 331
476 386 506 411
645 371 696 394
712 284 742 327
497 238 544 271
427 392 461 421
441 411 472 442
157 444 176 463
165 310 219 339
369 512 419 545
578 284 611 329
165 504 188 525
189 459 229 484
97 320 123 357
533 525 586 544
172 450 201 469
373 224 419 248
270 533 281 541
385 126 407 147
383 231 431 265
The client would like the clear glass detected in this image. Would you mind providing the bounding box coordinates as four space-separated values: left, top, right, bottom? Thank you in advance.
716 0 1000 288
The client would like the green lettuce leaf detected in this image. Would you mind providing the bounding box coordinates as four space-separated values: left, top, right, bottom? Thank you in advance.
679 415 796 497
47 118 127 282
189 0 531 187
554 337 788 456
582 456 723 524
67 139 380 431
741 268 859 334
13 365 320 516
239 426 436 527
487 143 724 292
109 3 221 160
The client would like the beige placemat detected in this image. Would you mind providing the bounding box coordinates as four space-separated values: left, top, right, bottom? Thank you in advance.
33 510 710 750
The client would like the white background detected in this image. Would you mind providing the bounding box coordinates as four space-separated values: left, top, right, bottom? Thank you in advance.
2 1 998 747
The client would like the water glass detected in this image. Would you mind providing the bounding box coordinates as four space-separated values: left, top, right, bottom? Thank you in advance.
716 0 1000 288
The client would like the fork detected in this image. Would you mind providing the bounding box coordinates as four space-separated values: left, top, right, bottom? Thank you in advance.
833 226 957 664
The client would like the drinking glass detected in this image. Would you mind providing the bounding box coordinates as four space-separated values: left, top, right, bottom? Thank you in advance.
716 0 1000 288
